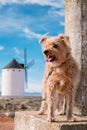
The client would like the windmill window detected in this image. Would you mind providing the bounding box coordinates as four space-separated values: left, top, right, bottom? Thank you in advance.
19 70 21 72
13 69 15 71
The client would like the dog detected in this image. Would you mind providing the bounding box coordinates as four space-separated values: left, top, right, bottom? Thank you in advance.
38 34 80 122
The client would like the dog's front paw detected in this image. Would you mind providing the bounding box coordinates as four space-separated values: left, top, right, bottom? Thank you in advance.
47 116 52 122
67 116 76 122
37 110 44 115
55 109 65 116
47 116 55 122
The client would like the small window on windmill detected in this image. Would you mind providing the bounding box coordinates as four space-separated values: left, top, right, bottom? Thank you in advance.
13 69 15 71
18 70 21 72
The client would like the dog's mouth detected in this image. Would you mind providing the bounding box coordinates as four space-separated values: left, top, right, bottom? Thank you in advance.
45 55 55 62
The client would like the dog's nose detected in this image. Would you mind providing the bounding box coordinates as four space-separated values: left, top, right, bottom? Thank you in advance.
44 50 49 55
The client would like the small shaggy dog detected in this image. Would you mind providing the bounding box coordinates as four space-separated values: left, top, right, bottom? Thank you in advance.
38 34 80 122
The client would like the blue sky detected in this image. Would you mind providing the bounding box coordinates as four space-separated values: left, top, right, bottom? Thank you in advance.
0 0 65 92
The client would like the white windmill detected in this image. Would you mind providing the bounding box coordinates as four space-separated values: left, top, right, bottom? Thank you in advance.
24 48 34 88
1 59 25 96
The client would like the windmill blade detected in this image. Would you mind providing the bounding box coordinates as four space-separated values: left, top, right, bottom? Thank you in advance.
24 48 34 88
25 67 28 88
24 48 28 88
27 59 34 69
24 48 27 67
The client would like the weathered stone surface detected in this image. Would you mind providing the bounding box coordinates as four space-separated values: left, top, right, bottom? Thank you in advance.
65 0 87 116
14 111 87 130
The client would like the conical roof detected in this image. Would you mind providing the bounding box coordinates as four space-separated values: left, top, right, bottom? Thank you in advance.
3 59 24 69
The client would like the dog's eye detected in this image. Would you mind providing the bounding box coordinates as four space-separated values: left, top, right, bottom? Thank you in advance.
53 44 58 49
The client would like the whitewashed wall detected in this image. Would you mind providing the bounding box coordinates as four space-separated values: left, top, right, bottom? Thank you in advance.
2 68 25 96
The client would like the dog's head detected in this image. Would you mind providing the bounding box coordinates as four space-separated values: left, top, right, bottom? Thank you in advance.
39 34 71 67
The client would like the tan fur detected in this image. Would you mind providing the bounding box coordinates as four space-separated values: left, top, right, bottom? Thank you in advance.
38 34 80 122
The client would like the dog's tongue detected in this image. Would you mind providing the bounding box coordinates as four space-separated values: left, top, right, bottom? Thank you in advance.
46 56 54 62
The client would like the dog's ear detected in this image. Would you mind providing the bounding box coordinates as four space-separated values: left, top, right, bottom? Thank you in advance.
39 37 47 44
58 34 70 46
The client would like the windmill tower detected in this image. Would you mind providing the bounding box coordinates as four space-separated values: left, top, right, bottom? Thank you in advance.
1 59 25 96
24 48 34 88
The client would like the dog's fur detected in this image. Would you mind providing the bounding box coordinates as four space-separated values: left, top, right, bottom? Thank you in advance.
38 34 80 122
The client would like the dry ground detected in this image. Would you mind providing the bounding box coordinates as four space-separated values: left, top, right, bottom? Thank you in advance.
0 115 14 130
0 96 42 130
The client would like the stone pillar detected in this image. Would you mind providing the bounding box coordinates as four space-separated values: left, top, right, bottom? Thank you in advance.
65 0 87 115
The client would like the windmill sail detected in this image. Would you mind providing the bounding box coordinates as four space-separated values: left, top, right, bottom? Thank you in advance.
24 48 28 88
24 48 34 88
27 59 34 69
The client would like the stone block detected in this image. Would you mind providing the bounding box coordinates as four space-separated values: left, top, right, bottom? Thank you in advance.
14 111 87 130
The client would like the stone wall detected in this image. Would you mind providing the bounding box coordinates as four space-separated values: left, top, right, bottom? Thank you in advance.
65 0 87 115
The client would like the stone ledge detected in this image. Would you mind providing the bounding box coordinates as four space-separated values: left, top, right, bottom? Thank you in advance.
14 111 87 130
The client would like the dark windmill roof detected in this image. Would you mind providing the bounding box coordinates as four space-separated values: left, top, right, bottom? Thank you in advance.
3 59 24 69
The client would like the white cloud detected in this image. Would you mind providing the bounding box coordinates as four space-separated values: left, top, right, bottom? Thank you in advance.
48 8 65 26
0 16 21 34
13 47 24 61
24 0 64 8
0 0 65 39
0 15 42 39
0 45 4 51
53 9 65 17
60 21 65 26
0 0 64 8
0 8 42 39
0 0 20 5
0 6 32 34
48 9 65 18
23 27 42 39
13 47 20 54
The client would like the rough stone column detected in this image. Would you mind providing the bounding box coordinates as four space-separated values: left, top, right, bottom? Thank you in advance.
65 0 87 116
